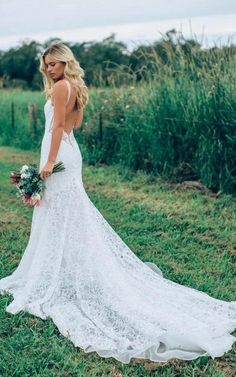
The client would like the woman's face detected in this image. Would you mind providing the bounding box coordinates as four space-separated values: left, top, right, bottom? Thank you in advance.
44 54 65 81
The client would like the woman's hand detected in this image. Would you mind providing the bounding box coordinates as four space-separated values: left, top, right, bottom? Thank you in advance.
39 161 55 180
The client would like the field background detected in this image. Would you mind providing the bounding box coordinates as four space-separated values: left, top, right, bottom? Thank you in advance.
1 40 236 195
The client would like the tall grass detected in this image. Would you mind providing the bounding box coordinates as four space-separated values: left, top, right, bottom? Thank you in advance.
0 41 236 193
83 42 236 194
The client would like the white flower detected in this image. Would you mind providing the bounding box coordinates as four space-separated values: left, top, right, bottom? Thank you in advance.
32 193 41 200
125 105 130 109
21 172 29 179
20 165 29 174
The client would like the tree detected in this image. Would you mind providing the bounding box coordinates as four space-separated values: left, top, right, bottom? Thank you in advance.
0 40 42 87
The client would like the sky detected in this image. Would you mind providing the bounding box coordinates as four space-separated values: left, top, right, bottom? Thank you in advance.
0 0 236 51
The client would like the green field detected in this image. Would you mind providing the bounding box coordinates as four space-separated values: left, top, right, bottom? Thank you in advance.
1 45 236 195
0 146 236 376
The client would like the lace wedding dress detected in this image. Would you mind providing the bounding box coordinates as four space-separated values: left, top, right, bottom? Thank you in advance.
0 79 236 364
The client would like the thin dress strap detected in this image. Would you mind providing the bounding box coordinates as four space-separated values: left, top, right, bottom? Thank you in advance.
64 79 71 105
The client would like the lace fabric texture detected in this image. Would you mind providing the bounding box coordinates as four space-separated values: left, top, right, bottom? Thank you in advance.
0 91 236 364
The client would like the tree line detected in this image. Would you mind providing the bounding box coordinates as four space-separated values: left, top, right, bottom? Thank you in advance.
0 30 235 90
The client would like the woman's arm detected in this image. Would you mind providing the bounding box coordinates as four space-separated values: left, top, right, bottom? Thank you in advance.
39 80 67 180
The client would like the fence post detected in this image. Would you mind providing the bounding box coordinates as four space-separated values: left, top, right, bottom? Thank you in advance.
28 103 37 138
11 101 14 129
99 112 103 145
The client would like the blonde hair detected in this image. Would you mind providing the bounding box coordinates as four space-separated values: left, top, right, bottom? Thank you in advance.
39 42 89 110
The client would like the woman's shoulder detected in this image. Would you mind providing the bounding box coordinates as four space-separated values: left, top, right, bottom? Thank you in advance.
53 78 69 89
52 79 70 99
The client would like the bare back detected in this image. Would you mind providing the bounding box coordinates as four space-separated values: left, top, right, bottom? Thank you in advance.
52 79 83 135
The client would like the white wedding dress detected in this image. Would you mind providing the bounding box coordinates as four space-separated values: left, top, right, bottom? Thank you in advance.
0 79 236 364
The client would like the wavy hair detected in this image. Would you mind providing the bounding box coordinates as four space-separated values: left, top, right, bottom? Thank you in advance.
39 42 89 110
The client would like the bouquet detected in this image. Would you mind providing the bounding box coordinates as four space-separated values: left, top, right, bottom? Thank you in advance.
10 161 65 207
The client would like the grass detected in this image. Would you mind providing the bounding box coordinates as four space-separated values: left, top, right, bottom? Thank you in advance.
0 145 236 377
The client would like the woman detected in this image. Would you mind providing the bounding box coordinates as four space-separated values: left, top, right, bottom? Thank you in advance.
0 43 235 365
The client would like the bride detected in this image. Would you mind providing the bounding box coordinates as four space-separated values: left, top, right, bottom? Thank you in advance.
0 42 235 364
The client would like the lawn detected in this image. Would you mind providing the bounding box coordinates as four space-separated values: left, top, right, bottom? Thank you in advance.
0 146 235 377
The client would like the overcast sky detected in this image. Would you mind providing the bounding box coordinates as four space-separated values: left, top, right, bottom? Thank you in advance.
0 0 236 51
